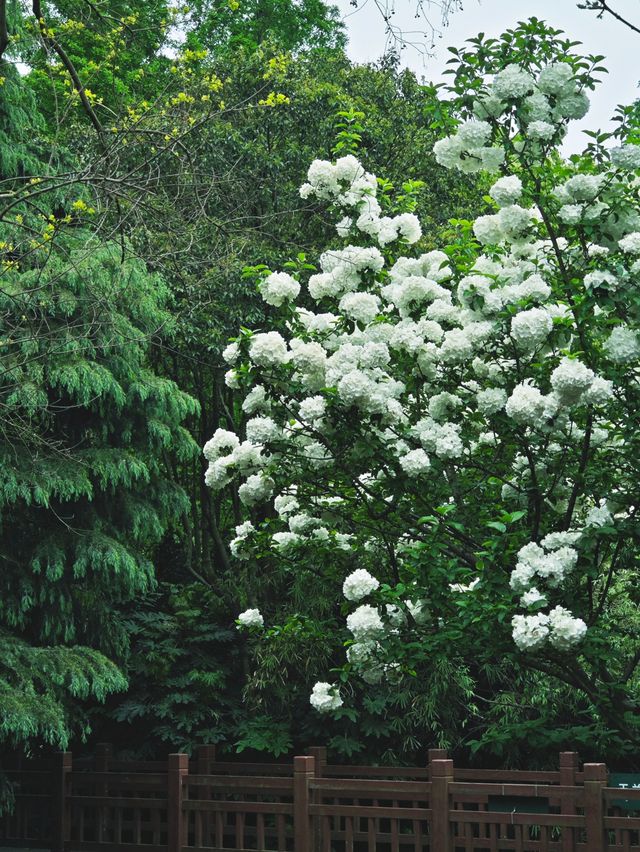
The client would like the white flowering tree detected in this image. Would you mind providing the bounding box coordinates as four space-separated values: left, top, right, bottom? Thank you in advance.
207 20 640 747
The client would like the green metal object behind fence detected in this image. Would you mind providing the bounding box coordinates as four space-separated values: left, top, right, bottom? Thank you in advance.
609 773 640 812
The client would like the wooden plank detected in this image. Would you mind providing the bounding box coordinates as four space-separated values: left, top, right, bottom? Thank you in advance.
310 804 430 820
451 782 581 799
326 765 429 778
604 815 640 828
311 778 430 795
187 774 294 791
72 771 167 787
73 843 166 852
193 761 293 775
455 769 559 783
184 800 292 814
451 811 584 827
108 760 166 771
70 795 168 808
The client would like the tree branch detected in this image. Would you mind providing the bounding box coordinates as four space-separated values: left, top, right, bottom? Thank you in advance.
0 0 8 61
32 0 105 141
579 0 640 35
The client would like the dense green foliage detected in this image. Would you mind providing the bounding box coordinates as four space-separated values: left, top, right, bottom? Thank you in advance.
0 0 638 788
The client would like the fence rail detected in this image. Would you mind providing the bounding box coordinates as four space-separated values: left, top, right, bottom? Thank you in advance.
1 745 639 851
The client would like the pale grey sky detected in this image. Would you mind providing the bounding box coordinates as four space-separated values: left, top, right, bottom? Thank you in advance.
334 0 640 152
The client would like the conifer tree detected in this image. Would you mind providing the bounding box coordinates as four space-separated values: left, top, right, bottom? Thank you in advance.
0 61 199 773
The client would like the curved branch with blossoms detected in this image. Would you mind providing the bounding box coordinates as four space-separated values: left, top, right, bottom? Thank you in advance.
207 20 640 743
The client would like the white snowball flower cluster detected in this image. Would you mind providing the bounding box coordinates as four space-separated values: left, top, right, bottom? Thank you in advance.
583 271 618 291
223 341 240 364
238 473 275 506
510 307 553 351
527 120 555 141
308 245 384 301
585 502 613 527
547 606 588 650
473 204 534 245
346 604 385 640
230 521 255 559
604 326 640 364
452 62 590 176
619 232 640 254
414 418 464 459
550 358 595 404
505 381 546 424
610 144 640 170
339 292 380 325
510 539 579 592
492 64 535 99
489 175 523 207
246 416 280 445
399 447 431 475
512 606 587 651
237 608 264 629
258 271 300 307
476 387 507 416
300 155 422 248
343 569 380 602
434 119 504 174
204 428 266 491
520 587 546 607
512 613 551 650
249 331 289 367
309 682 343 712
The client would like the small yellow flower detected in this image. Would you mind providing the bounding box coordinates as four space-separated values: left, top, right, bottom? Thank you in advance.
258 92 291 108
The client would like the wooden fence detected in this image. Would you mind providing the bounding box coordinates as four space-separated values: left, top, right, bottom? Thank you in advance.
1 745 639 851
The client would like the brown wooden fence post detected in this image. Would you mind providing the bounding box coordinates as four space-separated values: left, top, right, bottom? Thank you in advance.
559 751 578 852
95 742 113 771
428 749 448 780
307 747 327 777
96 743 112 843
167 753 189 852
294 755 315 852
583 763 607 852
196 744 216 775
52 751 72 852
430 758 453 852
196 745 216 844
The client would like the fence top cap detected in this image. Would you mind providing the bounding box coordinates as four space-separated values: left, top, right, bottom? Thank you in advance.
430 759 454 777
583 763 608 781
168 753 189 770
294 755 316 771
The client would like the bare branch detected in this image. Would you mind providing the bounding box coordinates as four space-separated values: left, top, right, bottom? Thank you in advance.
578 0 640 35
0 0 8 61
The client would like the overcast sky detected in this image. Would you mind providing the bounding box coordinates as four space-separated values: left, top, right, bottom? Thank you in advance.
333 0 640 152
